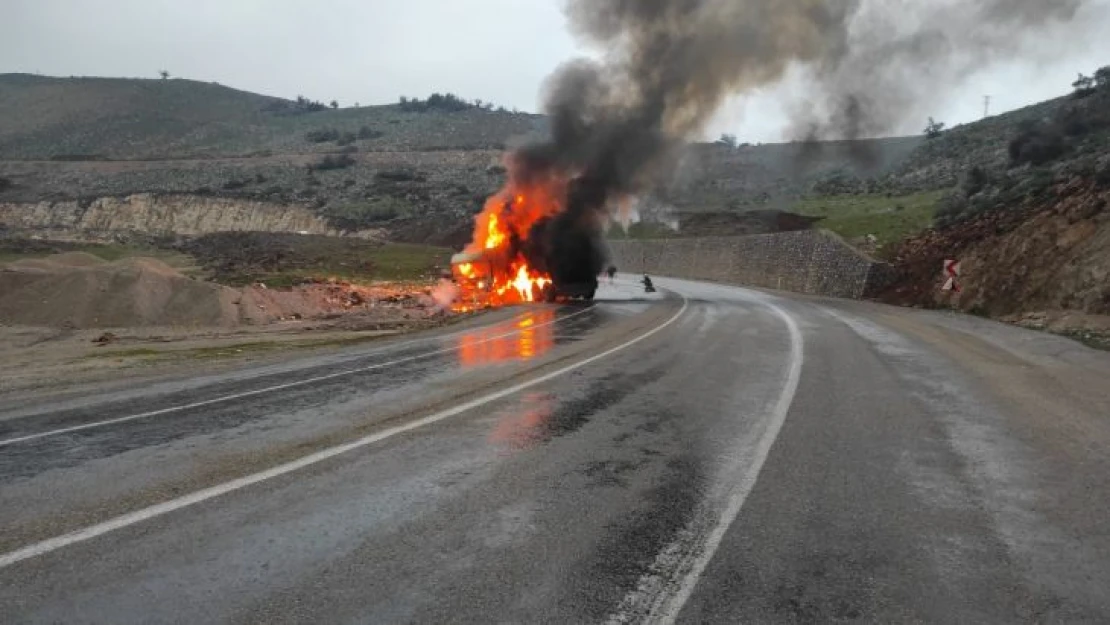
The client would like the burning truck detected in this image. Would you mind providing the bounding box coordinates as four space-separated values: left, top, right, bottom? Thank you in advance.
450 178 606 309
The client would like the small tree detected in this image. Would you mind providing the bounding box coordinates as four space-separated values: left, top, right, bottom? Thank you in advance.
330 100 339 109
924 117 946 139
716 133 739 148
1072 73 1096 97
159 70 170 80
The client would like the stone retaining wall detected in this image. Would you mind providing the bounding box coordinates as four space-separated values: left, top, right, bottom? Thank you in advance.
607 230 892 299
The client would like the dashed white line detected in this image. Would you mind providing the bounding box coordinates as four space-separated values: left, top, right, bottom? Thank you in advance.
0 305 597 448
0 297 688 569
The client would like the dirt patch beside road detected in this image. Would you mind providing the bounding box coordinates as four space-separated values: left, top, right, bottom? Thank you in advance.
0 250 475 395
0 305 483 398
1 250 448 329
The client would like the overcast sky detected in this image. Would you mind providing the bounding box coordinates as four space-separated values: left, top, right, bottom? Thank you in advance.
4 0 1110 143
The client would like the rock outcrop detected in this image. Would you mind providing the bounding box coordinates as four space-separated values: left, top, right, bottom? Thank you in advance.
882 177 1110 316
0 193 383 241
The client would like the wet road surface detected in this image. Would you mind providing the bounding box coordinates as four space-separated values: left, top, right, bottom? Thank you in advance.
1 278 1108 623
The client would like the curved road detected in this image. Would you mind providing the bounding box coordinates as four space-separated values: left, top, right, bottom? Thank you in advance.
1 277 1108 623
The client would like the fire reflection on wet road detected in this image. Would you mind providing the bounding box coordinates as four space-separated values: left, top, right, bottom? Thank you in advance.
457 307 557 367
487 392 556 452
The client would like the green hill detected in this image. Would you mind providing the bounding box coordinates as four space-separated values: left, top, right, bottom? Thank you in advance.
0 74 543 160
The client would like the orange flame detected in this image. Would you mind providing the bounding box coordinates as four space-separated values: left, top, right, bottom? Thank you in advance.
452 176 568 310
485 214 507 250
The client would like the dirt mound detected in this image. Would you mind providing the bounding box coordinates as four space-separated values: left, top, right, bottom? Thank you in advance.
880 176 1110 316
0 255 239 328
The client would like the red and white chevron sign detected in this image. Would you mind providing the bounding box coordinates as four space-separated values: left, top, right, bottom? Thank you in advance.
941 259 961 293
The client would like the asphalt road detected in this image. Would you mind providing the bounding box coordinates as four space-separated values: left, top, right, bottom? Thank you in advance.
1 277 1108 624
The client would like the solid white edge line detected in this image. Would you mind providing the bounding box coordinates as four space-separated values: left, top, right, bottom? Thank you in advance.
651 299 804 624
0 296 688 569
0 304 600 447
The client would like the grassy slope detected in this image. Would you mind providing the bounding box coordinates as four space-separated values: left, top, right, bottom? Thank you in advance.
0 236 451 285
0 240 195 268
179 232 452 286
791 190 949 247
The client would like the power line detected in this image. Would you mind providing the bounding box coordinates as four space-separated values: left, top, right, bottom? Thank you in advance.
983 95 991 118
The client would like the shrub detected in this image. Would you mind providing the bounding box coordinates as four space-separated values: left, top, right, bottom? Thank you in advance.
963 166 991 197
375 168 425 182
1095 159 1110 188
295 95 327 112
336 132 357 147
1009 121 1068 166
309 154 356 171
1096 66 1110 90
305 128 340 143
398 92 480 113
357 126 384 140
1058 106 1091 137
1018 168 1057 200
933 191 968 228
322 198 411 231
716 133 738 148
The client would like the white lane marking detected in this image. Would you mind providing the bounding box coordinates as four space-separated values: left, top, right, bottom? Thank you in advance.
0 306 598 448
609 298 804 625
0 298 688 569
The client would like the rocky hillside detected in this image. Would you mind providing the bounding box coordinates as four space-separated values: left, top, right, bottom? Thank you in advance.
0 151 501 244
881 176 1109 322
0 75 923 238
884 98 1067 193
0 193 372 240
877 68 1110 339
668 138 922 212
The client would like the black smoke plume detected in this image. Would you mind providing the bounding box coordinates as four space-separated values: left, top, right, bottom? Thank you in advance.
510 0 1091 285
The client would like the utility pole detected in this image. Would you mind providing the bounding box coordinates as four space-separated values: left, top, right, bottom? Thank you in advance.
983 95 991 118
